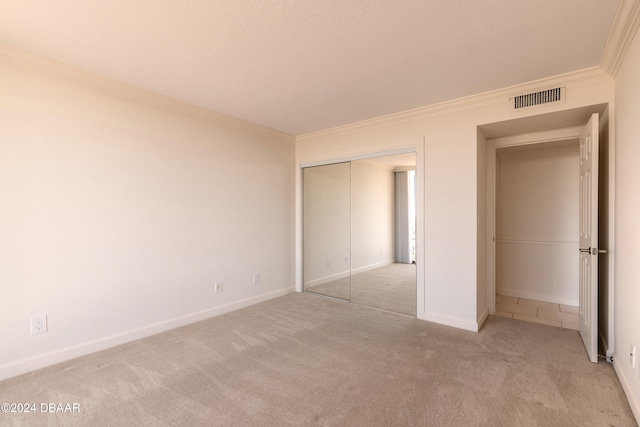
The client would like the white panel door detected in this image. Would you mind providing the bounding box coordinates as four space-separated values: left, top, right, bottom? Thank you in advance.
578 113 599 363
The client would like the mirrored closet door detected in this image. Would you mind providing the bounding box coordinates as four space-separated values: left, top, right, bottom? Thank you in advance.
302 153 417 316
303 162 351 300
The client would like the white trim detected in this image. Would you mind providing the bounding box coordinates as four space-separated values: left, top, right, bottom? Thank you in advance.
487 126 583 147
420 311 482 332
298 68 609 141
304 271 350 288
477 307 490 330
351 259 395 275
300 146 417 168
0 44 289 139
601 0 640 77
0 287 294 381
613 360 640 424
303 259 395 288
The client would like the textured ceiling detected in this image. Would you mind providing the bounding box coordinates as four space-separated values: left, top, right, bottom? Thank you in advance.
0 0 623 135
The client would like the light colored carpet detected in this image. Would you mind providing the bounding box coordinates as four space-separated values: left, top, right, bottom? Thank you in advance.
306 263 416 316
0 293 636 426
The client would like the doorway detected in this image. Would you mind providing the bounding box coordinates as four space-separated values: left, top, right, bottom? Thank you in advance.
481 104 613 363
494 140 580 329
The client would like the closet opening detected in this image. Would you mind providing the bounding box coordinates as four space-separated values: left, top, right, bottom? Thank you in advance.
302 152 418 316
481 104 612 363
494 139 581 328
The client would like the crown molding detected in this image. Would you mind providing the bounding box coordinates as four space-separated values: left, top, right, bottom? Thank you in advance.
0 43 291 139
0 37 619 144
0 43 147 98
601 0 640 77
297 67 610 141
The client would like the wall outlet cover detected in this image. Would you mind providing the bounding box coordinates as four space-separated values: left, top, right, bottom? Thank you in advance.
31 315 47 335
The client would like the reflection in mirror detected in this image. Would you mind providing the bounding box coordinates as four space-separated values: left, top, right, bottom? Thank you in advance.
350 155 416 316
302 153 417 315
303 162 351 300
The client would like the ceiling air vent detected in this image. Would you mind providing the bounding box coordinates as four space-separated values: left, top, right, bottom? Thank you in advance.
512 87 563 109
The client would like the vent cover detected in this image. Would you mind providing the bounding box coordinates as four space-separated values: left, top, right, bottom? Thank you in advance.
512 87 563 109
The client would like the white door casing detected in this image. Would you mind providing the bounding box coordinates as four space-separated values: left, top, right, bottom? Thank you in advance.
578 113 599 364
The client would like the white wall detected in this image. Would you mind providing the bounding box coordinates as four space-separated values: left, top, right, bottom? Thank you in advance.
296 71 613 332
496 144 579 305
0 54 295 380
613 25 640 421
351 160 395 272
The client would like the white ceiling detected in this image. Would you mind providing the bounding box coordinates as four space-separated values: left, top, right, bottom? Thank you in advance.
0 0 624 135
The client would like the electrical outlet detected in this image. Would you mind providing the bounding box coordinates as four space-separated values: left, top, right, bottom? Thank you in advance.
631 344 636 368
214 281 223 294
31 315 47 335
326 258 332 267
252 273 260 285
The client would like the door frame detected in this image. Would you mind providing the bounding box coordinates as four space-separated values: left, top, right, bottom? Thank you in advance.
486 126 584 315
482 104 615 360
295 137 425 317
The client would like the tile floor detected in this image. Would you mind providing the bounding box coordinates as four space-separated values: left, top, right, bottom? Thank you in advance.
495 294 579 330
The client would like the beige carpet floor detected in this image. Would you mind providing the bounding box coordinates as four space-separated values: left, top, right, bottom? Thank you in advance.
306 263 416 316
0 293 636 426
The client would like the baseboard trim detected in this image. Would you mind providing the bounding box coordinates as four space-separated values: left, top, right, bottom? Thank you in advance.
304 259 395 288
304 271 350 288
497 288 578 306
0 287 294 381
420 311 480 332
613 359 640 424
350 259 395 275
477 306 489 330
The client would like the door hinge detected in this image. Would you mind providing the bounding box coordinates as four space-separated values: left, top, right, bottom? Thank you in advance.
598 353 613 363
